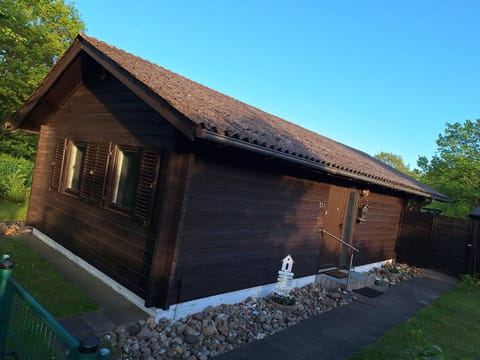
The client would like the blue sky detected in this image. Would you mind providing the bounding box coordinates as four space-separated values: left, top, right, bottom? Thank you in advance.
74 0 480 168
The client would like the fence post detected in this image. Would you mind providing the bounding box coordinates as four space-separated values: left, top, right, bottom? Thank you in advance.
0 254 14 355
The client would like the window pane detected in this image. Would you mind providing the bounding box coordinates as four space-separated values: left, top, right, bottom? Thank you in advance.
112 149 140 210
65 143 86 194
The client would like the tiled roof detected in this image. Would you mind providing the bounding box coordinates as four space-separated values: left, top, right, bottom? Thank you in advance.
30 34 452 201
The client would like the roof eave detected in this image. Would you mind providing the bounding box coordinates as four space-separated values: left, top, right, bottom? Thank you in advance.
11 39 83 131
13 34 197 141
196 128 449 202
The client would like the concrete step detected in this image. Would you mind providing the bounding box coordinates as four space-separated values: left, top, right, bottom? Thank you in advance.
315 269 375 291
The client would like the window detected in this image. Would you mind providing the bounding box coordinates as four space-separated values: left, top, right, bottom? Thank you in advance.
111 147 140 210
49 139 160 226
65 143 86 194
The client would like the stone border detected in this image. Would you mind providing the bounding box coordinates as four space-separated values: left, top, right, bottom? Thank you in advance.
109 284 353 359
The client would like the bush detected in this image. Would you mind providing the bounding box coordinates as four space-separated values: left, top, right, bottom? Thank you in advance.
0 131 38 162
459 273 480 288
0 153 34 203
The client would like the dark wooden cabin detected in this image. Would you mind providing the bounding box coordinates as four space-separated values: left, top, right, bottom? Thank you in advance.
13 34 448 309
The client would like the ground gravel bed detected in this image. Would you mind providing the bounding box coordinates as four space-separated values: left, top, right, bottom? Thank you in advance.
110 284 352 360
109 263 422 359
368 262 422 286
0 221 30 236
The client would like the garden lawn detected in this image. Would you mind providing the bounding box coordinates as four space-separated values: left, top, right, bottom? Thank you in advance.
350 280 480 360
0 235 97 318
0 200 28 220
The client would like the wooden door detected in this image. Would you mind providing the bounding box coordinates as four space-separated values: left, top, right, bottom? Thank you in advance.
318 185 349 269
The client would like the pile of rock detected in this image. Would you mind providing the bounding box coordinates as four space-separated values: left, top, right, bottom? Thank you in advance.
0 221 31 236
108 284 352 359
367 262 422 287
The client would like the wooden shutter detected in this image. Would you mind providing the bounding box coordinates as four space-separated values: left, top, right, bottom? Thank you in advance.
133 149 160 226
49 139 66 191
79 143 110 205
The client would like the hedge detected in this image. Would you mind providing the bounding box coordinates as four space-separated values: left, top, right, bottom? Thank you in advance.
0 153 34 203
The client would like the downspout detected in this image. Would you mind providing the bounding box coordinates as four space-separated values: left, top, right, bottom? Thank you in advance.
195 127 443 201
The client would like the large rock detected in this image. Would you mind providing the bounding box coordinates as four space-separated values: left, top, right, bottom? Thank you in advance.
137 325 156 340
202 324 218 337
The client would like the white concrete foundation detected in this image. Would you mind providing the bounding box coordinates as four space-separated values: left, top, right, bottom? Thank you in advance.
32 228 156 317
32 227 394 322
155 274 316 321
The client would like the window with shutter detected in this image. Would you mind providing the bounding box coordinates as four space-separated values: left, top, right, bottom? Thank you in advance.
65 142 87 195
48 138 159 227
110 146 141 210
49 139 66 191
79 143 110 205
133 149 160 226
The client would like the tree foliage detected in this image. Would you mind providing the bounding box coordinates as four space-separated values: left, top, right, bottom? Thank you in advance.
0 130 38 161
417 119 480 217
0 153 34 202
0 0 84 130
0 1 84 203
374 151 419 179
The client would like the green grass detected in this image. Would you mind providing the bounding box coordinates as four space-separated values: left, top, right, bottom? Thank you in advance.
0 199 28 220
0 236 97 318
351 278 480 360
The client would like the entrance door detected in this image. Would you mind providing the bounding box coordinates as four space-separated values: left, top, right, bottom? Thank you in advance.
319 186 357 269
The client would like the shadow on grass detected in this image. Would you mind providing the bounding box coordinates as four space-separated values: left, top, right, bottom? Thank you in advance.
0 200 28 221
0 236 97 318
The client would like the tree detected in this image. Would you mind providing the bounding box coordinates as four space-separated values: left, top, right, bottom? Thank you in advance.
0 0 84 134
374 152 419 179
417 119 480 217
0 1 83 202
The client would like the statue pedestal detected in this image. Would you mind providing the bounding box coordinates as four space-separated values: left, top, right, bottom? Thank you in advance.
276 270 295 295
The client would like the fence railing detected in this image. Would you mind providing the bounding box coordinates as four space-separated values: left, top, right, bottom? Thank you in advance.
319 228 360 290
0 255 110 360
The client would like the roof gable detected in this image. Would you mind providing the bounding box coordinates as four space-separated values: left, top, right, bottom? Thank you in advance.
13 33 448 201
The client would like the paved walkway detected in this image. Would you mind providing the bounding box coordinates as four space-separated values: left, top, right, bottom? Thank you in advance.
217 270 458 360
19 235 149 340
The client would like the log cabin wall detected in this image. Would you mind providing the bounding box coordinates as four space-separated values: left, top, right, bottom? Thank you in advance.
27 58 176 298
164 150 331 305
352 192 404 265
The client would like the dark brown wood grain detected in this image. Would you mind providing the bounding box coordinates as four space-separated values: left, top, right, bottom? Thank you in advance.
164 153 330 304
352 192 403 265
26 58 174 298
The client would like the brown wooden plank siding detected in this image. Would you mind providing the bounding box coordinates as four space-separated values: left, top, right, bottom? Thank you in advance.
146 149 194 308
352 192 404 265
27 59 176 298
165 154 330 305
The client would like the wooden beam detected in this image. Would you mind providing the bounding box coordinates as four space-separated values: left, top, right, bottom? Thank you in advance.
145 145 195 308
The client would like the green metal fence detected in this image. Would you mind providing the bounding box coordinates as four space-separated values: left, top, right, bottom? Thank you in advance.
0 255 110 360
